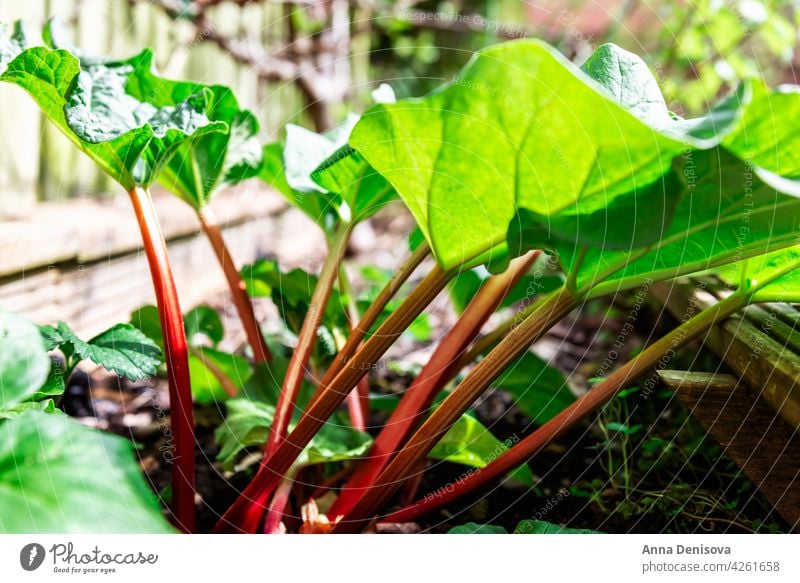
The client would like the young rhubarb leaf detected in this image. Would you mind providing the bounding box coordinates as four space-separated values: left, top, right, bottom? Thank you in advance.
261 143 339 230
215 397 372 471
0 411 173 533
492 351 574 425
261 115 395 232
429 413 534 485
0 309 51 409
42 321 162 381
158 101 262 209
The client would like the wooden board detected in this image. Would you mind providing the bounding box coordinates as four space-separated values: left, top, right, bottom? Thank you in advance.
650 282 800 429
658 370 800 531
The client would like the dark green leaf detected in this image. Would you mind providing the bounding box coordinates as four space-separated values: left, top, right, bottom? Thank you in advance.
514 519 601 534
493 351 574 425
215 397 371 471
0 411 173 533
129 304 163 348
429 413 534 485
189 346 252 404
184 305 224 347
0 309 50 409
447 523 508 534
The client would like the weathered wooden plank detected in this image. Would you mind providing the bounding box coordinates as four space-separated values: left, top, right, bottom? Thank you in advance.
659 370 800 531
651 282 800 430
1 212 277 337
0 186 286 277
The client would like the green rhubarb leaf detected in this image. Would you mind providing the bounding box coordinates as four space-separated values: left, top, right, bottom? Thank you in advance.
0 309 51 409
63 51 227 186
348 40 687 270
345 40 800 272
514 519 601 534
574 148 800 298
0 23 227 189
43 321 162 381
493 351 574 425
215 397 372 471
429 413 534 486
158 101 262 209
448 523 508 534
260 142 338 229
0 411 173 533
312 144 396 222
262 115 395 231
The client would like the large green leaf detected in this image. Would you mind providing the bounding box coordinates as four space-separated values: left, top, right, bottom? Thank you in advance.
575 149 800 298
0 23 226 189
429 413 534 485
343 40 800 273
347 40 687 270
41 321 162 381
0 411 173 533
0 309 50 409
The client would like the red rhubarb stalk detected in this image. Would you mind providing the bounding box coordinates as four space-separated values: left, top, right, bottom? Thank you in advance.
128 186 196 533
328 251 540 518
383 289 753 523
266 223 353 455
198 208 272 364
214 264 451 533
332 288 579 532
339 264 369 431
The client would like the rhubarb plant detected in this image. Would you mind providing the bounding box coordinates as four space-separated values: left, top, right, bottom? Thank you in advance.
216 40 800 533
0 20 231 531
3 19 800 535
